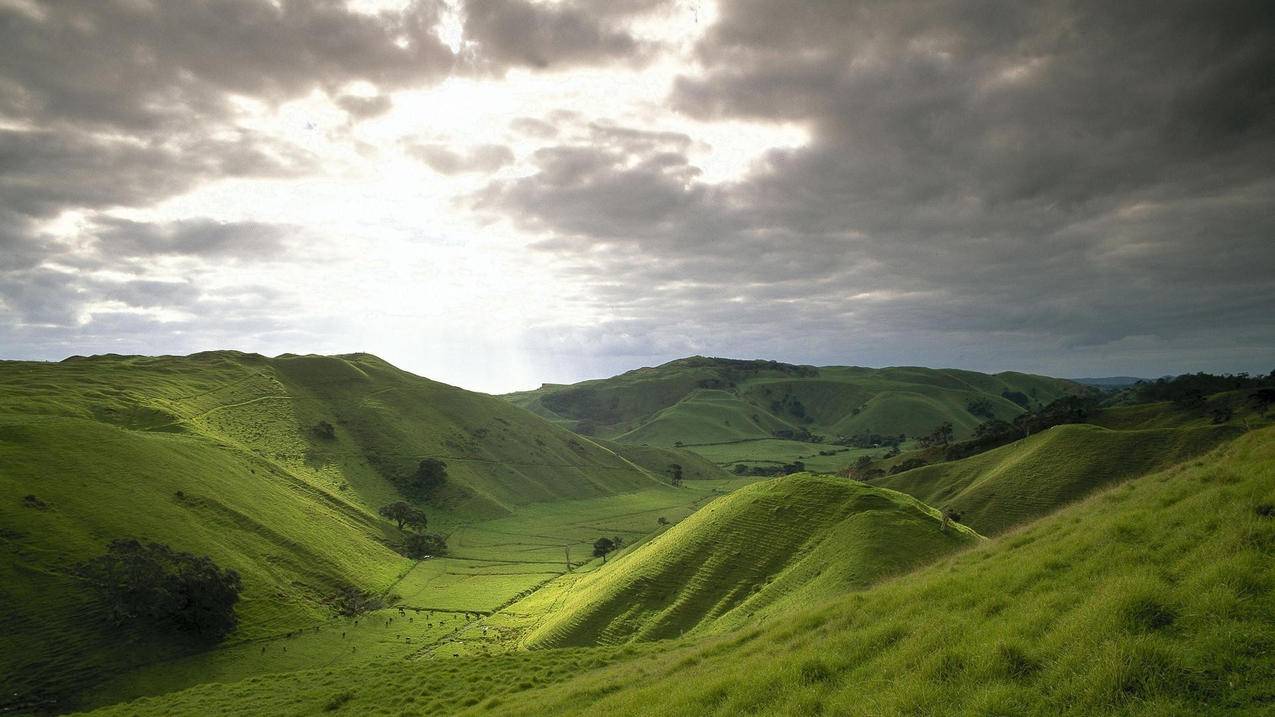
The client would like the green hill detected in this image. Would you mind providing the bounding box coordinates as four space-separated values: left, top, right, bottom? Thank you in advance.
510 475 979 648
505 357 1085 472
78 422 1275 717
875 423 1243 535
0 351 674 712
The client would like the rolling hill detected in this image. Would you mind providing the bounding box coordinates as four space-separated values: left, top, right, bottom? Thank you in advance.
77 419 1275 717
510 475 980 648
0 351 700 712
505 357 1086 472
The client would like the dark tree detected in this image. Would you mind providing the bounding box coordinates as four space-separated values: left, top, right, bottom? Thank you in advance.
668 463 684 487
1001 391 1031 409
76 539 241 641
593 536 623 563
401 532 447 559
310 420 336 440
919 422 954 448
395 458 448 496
965 399 996 419
1252 388 1275 416
379 502 427 532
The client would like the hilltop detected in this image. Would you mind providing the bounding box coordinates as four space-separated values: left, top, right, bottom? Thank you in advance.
0 352 726 712
505 356 1085 474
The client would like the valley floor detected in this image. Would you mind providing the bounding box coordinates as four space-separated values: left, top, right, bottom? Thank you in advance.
70 480 750 711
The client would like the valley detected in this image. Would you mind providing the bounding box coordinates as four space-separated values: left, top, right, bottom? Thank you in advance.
1 353 1272 716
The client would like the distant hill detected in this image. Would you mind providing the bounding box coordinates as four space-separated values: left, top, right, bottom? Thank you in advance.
511 475 978 648
506 357 1086 472
1070 376 1151 388
0 351 674 710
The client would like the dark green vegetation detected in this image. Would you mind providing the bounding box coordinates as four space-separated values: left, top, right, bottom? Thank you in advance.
79 420 1275 717
0 352 728 713
506 356 1084 473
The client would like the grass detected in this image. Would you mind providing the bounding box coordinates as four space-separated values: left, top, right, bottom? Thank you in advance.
0 352 726 713
507 475 979 648
78 425 1275 717
875 422 1243 535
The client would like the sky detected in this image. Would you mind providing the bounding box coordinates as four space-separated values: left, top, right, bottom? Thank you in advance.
1 0 1273 394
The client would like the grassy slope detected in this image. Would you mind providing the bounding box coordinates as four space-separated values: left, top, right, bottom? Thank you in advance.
875 423 1243 535
83 426 1275 717
0 352 664 712
591 439 730 483
510 475 979 649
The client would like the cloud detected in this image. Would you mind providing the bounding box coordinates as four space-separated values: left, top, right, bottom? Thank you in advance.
459 0 654 71
0 127 311 220
336 93 394 119
472 0 1275 375
408 143 515 174
0 0 455 132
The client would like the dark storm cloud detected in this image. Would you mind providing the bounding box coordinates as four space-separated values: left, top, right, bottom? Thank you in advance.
477 0 1275 374
408 143 516 174
0 0 455 132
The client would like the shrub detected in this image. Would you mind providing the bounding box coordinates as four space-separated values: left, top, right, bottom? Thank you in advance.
401 531 447 559
76 539 241 641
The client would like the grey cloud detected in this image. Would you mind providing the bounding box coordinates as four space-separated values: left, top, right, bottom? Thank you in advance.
408 143 515 174
510 117 560 138
476 0 1275 376
0 0 455 132
0 128 311 220
92 218 295 261
460 0 652 71
336 93 394 119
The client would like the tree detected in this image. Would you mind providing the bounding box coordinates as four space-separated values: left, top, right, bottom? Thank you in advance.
379 502 427 532
1252 388 1275 416
401 532 447 559
965 399 995 419
396 458 448 496
76 539 242 641
919 422 954 448
1001 391 1031 409
668 463 684 487
310 420 336 440
593 536 624 563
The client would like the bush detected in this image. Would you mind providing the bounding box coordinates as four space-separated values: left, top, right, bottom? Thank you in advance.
394 458 448 496
310 420 336 440
76 539 241 641
401 531 447 559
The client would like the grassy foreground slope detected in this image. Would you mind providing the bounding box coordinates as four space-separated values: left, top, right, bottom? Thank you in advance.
514 475 979 648
0 352 666 711
876 423 1242 535
84 426 1275 716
